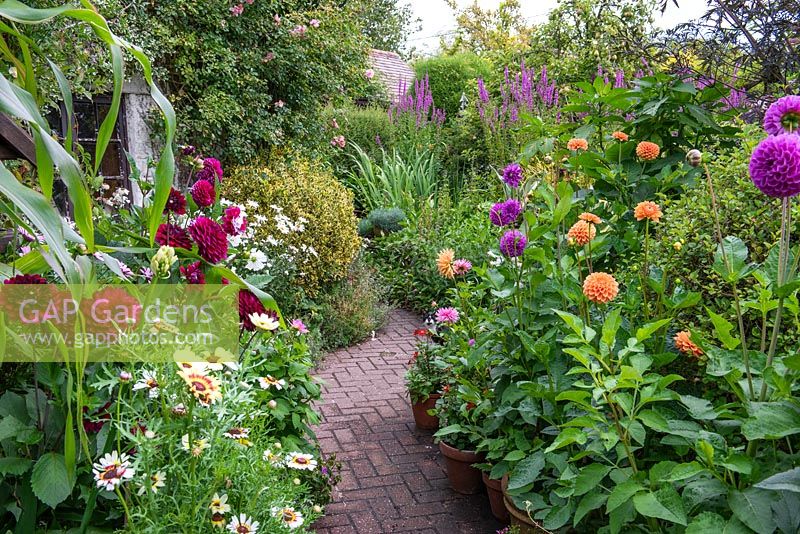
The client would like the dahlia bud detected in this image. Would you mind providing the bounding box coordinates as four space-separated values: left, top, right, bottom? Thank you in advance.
119 371 132 382
673 241 683 251
268 400 278 409
151 245 177 278
313 505 323 513
274 442 282 449
686 149 702 167
144 430 156 439
293 478 301 485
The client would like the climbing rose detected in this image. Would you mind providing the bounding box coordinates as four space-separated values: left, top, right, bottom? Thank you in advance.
763 95 800 136
239 289 267 331
499 229 527 258
435 307 459 324
489 198 522 227
567 138 588 151
636 141 660 161
179 261 205 284
583 272 619 304
155 224 192 250
633 201 663 223
674 330 703 357
567 220 596 246
190 179 215 208
749 134 800 198
4 273 46 284
502 163 523 188
611 131 629 142
164 187 187 215
364 69 375 80
188 217 228 264
230 4 243 16
436 249 455 279
222 206 247 235
196 158 223 183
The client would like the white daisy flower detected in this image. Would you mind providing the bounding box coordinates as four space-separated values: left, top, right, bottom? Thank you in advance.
257 375 286 390
285 452 317 471
92 451 135 492
263 449 284 466
227 513 259 534
209 492 231 514
250 313 280 332
272 506 304 530
223 427 250 440
132 370 159 398
137 471 166 495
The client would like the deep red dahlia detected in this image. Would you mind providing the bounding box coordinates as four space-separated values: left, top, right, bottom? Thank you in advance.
196 158 223 183
239 289 267 331
179 261 206 284
188 217 228 264
4 274 47 284
190 179 215 208
164 187 187 215
155 224 193 250
221 205 247 235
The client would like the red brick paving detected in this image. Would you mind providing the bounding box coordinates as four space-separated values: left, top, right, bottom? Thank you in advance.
313 309 502 534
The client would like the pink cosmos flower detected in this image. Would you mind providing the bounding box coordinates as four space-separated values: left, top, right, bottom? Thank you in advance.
230 4 244 16
290 319 309 334
435 307 459 324
290 25 307 37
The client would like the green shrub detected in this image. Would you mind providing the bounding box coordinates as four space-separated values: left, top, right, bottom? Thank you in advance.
413 52 492 119
368 207 406 234
221 156 361 294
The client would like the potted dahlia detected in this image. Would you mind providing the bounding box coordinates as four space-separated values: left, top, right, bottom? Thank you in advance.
405 328 448 430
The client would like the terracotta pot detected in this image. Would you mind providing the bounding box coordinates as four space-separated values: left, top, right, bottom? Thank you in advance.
438 441 483 494
411 393 440 430
503 497 548 534
482 471 510 524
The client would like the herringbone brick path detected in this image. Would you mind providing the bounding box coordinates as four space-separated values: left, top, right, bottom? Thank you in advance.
312 309 501 534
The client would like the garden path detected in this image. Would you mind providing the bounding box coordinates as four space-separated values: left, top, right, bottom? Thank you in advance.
312 309 502 534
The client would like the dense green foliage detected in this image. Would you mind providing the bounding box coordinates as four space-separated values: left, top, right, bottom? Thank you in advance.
413 53 492 119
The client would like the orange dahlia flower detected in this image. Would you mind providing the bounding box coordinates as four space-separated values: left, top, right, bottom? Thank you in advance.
674 331 703 357
567 138 589 151
583 272 619 304
633 201 663 223
567 220 596 246
436 248 455 279
636 141 660 160
612 131 629 142
578 212 602 224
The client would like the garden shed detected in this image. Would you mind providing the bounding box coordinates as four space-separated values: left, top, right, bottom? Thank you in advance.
368 49 415 102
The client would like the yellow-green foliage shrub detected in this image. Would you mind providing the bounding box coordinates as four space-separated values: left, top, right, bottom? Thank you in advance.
221 157 361 294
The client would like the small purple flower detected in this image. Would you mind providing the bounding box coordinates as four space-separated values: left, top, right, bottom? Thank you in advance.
489 198 522 226
468 338 475 346
749 134 800 198
502 163 523 188
290 319 309 334
499 229 527 257
435 307 459 324
764 96 800 136
140 267 154 282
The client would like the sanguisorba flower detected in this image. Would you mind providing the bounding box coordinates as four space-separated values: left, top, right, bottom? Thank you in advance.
749 133 800 198
286 452 318 471
188 217 229 264
633 201 663 223
452 259 472 275
436 248 455 279
674 330 703 357
567 220 596 246
578 212 601 224
636 141 661 161
178 369 222 407
92 451 135 492
272 507 304 530
502 162 523 188
611 131 629 142
210 493 231 514
763 95 800 136
567 138 588 151
435 307 459 324
583 272 619 304
499 229 527 258
489 198 522 226
227 513 259 534
258 375 286 390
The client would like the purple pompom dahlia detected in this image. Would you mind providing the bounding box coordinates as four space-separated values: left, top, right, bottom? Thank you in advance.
764 96 800 136
749 134 800 198
502 163 523 188
489 198 522 226
499 229 527 257
188 217 229 263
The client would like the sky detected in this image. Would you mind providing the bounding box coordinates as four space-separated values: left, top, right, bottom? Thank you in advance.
407 0 710 55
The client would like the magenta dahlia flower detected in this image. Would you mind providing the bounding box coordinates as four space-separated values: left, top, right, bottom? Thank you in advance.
239 289 268 331
4 273 47 284
188 217 228 263
164 187 187 215
764 95 800 136
490 198 522 226
435 307 459 324
749 134 800 198
222 206 247 235
502 163 523 188
196 158 223 183
179 261 205 284
500 229 527 257
155 223 193 250
190 179 215 208
452 259 472 275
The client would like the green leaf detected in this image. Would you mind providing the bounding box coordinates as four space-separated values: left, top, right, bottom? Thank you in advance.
574 490 607 526
94 44 123 175
30 452 73 508
601 307 622 348
574 464 612 496
741 402 800 440
545 427 587 452
687 512 727 534
551 180 573 227
728 488 777 534
719 454 753 475
755 468 800 493
607 479 643 513
433 424 464 437
707 308 741 350
633 485 688 525
635 318 671 341
0 456 32 475
507 454 545 491
664 462 706 482
0 415 27 440
638 409 670 432
680 395 718 420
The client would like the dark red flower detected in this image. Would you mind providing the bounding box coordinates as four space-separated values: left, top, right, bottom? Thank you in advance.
239 289 267 331
188 217 228 264
413 329 429 337
4 274 47 284
196 158 223 183
179 261 206 284
155 223 193 250
164 187 187 215
82 401 113 434
190 179 215 208
221 206 247 235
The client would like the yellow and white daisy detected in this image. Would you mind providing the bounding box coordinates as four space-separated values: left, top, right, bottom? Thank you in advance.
285 452 317 471
272 506 304 530
178 369 223 407
137 471 166 495
203 347 239 371
92 451 135 492
262 449 284 467
249 312 280 332
227 513 260 533
223 427 250 440
209 492 231 514
181 434 210 457
132 370 159 398
257 375 286 390
211 511 227 528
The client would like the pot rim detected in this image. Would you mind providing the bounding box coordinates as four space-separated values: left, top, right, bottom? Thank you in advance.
438 440 482 460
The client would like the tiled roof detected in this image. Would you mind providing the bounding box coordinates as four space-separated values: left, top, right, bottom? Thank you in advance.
369 49 415 102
